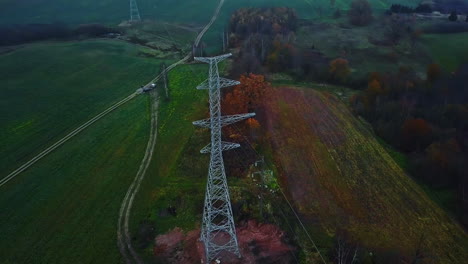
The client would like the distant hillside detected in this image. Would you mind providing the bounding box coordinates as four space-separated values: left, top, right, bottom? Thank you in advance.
263 86 468 263
0 0 422 25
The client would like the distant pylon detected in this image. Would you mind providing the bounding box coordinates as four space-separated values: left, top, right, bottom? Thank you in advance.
193 53 255 262
130 0 141 22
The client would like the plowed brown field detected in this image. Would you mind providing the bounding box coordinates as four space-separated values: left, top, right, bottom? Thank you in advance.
264 86 467 263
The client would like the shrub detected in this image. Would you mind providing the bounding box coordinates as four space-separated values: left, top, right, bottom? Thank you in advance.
449 11 458 21
390 4 414 14
333 9 342 19
348 0 373 26
329 58 350 82
426 63 441 83
401 118 432 151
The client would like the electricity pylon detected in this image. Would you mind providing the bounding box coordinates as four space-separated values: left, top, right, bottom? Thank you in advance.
193 53 255 262
129 0 141 22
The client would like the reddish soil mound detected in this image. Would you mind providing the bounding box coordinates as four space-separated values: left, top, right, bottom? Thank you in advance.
154 220 295 264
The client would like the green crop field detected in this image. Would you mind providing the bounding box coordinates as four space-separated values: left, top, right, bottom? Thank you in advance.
0 40 172 176
0 0 421 25
0 94 151 263
0 39 174 263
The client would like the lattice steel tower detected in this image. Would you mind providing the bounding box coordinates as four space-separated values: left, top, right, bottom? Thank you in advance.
129 0 141 22
193 54 255 261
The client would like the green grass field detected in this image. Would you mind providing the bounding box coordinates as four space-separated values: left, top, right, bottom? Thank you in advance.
0 0 421 25
422 33 468 72
0 40 172 176
0 94 151 263
0 39 174 263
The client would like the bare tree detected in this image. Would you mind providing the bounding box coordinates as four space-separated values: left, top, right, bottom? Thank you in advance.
348 0 373 26
334 235 359 264
384 15 415 46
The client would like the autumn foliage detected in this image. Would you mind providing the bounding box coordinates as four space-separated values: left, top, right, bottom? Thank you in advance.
426 63 441 83
266 41 297 72
367 79 383 95
223 73 270 115
329 58 350 82
222 74 270 178
401 118 432 151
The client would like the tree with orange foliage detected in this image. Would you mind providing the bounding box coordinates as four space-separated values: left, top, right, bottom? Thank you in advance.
222 74 270 142
272 23 282 33
365 78 384 108
368 72 382 84
223 73 270 115
401 118 432 151
266 41 296 72
367 79 383 95
246 118 260 129
246 117 261 140
426 63 441 84
329 58 350 82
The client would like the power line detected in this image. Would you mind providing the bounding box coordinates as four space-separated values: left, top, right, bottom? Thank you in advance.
130 0 141 22
230 123 328 264
193 53 255 262
230 146 300 264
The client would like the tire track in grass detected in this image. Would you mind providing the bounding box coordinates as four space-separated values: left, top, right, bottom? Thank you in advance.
117 91 159 264
1 0 225 189
117 1 226 263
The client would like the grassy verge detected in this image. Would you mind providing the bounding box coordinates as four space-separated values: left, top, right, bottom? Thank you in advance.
0 95 151 263
0 40 172 175
375 137 410 171
375 130 462 226
129 63 210 260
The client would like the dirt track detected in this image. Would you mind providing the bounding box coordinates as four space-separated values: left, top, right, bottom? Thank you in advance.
116 1 226 263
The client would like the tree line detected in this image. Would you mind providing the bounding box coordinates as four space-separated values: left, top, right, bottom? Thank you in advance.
0 23 120 46
351 64 468 226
